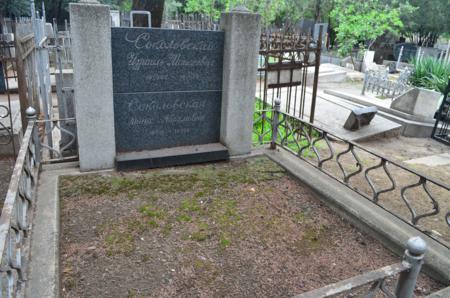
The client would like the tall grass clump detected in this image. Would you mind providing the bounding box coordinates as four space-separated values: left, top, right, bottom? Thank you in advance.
410 57 450 94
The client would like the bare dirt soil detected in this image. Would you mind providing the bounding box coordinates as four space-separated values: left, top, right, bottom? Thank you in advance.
0 157 14 203
359 136 450 183
59 156 442 297
293 135 450 246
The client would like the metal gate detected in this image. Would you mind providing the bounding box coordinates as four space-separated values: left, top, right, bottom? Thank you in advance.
0 39 16 156
256 27 322 122
432 79 450 145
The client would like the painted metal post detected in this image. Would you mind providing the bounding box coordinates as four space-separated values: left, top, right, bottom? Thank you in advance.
271 98 281 150
310 25 323 124
395 236 427 298
396 46 404 71
26 106 41 164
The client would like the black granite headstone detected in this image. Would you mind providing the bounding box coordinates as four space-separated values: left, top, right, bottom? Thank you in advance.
111 27 224 152
343 106 378 131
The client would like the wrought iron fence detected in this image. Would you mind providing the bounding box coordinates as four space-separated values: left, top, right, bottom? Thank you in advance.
254 99 450 247
0 103 14 150
431 78 450 145
35 117 78 163
0 108 40 297
0 39 16 156
361 68 412 99
162 13 220 31
257 27 323 123
294 237 427 298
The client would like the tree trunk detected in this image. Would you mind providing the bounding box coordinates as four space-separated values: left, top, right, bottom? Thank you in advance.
132 0 165 28
314 0 321 23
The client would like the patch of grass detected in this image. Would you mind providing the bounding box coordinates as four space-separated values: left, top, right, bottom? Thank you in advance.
190 222 211 242
59 173 200 198
139 203 167 219
253 99 322 157
219 233 231 249
293 211 306 223
179 198 202 213
147 220 158 228
104 228 135 256
176 214 192 222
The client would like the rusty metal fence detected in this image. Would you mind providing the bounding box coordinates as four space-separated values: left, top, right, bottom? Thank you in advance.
254 99 450 248
0 108 40 297
432 78 450 145
295 237 427 298
257 27 322 123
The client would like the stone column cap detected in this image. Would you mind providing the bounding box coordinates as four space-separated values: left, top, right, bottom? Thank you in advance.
231 5 251 13
78 0 100 3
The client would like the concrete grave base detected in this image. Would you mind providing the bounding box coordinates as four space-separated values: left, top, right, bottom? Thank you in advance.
116 143 229 171
26 149 449 298
391 87 442 121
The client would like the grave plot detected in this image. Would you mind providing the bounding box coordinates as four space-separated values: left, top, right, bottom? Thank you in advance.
59 156 442 297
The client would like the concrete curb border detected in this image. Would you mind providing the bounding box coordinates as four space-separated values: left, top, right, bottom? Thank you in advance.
264 148 450 285
26 150 449 297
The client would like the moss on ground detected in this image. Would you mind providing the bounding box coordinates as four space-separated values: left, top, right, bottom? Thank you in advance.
60 157 286 255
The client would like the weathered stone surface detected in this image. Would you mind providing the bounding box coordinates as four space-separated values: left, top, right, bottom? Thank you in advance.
114 91 221 151
111 27 224 152
343 106 378 131
70 2 116 171
116 143 229 170
111 28 224 93
390 87 441 120
220 8 261 155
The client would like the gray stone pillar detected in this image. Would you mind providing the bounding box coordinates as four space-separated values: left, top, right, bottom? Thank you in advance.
70 1 116 171
220 7 261 156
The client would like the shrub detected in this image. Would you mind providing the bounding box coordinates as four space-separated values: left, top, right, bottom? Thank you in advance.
410 57 450 93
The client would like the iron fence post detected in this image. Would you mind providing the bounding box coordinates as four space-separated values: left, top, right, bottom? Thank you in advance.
395 236 427 298
26 106 41 164
271 98 281 150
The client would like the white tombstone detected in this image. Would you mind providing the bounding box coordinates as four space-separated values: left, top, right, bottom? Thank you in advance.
110 10 120 27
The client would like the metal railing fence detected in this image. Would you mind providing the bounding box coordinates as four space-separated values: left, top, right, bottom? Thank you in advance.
162 13 220 31
0 108 40 297
254 99 450 248
294 237 427 298
257 26 323 123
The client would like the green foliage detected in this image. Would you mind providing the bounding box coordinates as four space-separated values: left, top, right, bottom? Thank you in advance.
163 0 182 19
401 0 450 47
253 99 321 157
410 57 450 93
0 0 30 17
183 0 323 26
330 0 407 57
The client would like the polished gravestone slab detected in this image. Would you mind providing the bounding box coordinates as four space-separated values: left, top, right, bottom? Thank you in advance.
111 27 227 168
114 91 221 151
111 27 224 93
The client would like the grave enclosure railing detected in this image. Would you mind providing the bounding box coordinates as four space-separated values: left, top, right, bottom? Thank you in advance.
0 109 40 297
258 27 322 123
431 79 450 145
254 100 450 249
294 237 427 298
361 68 412 99
162 14 220 31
